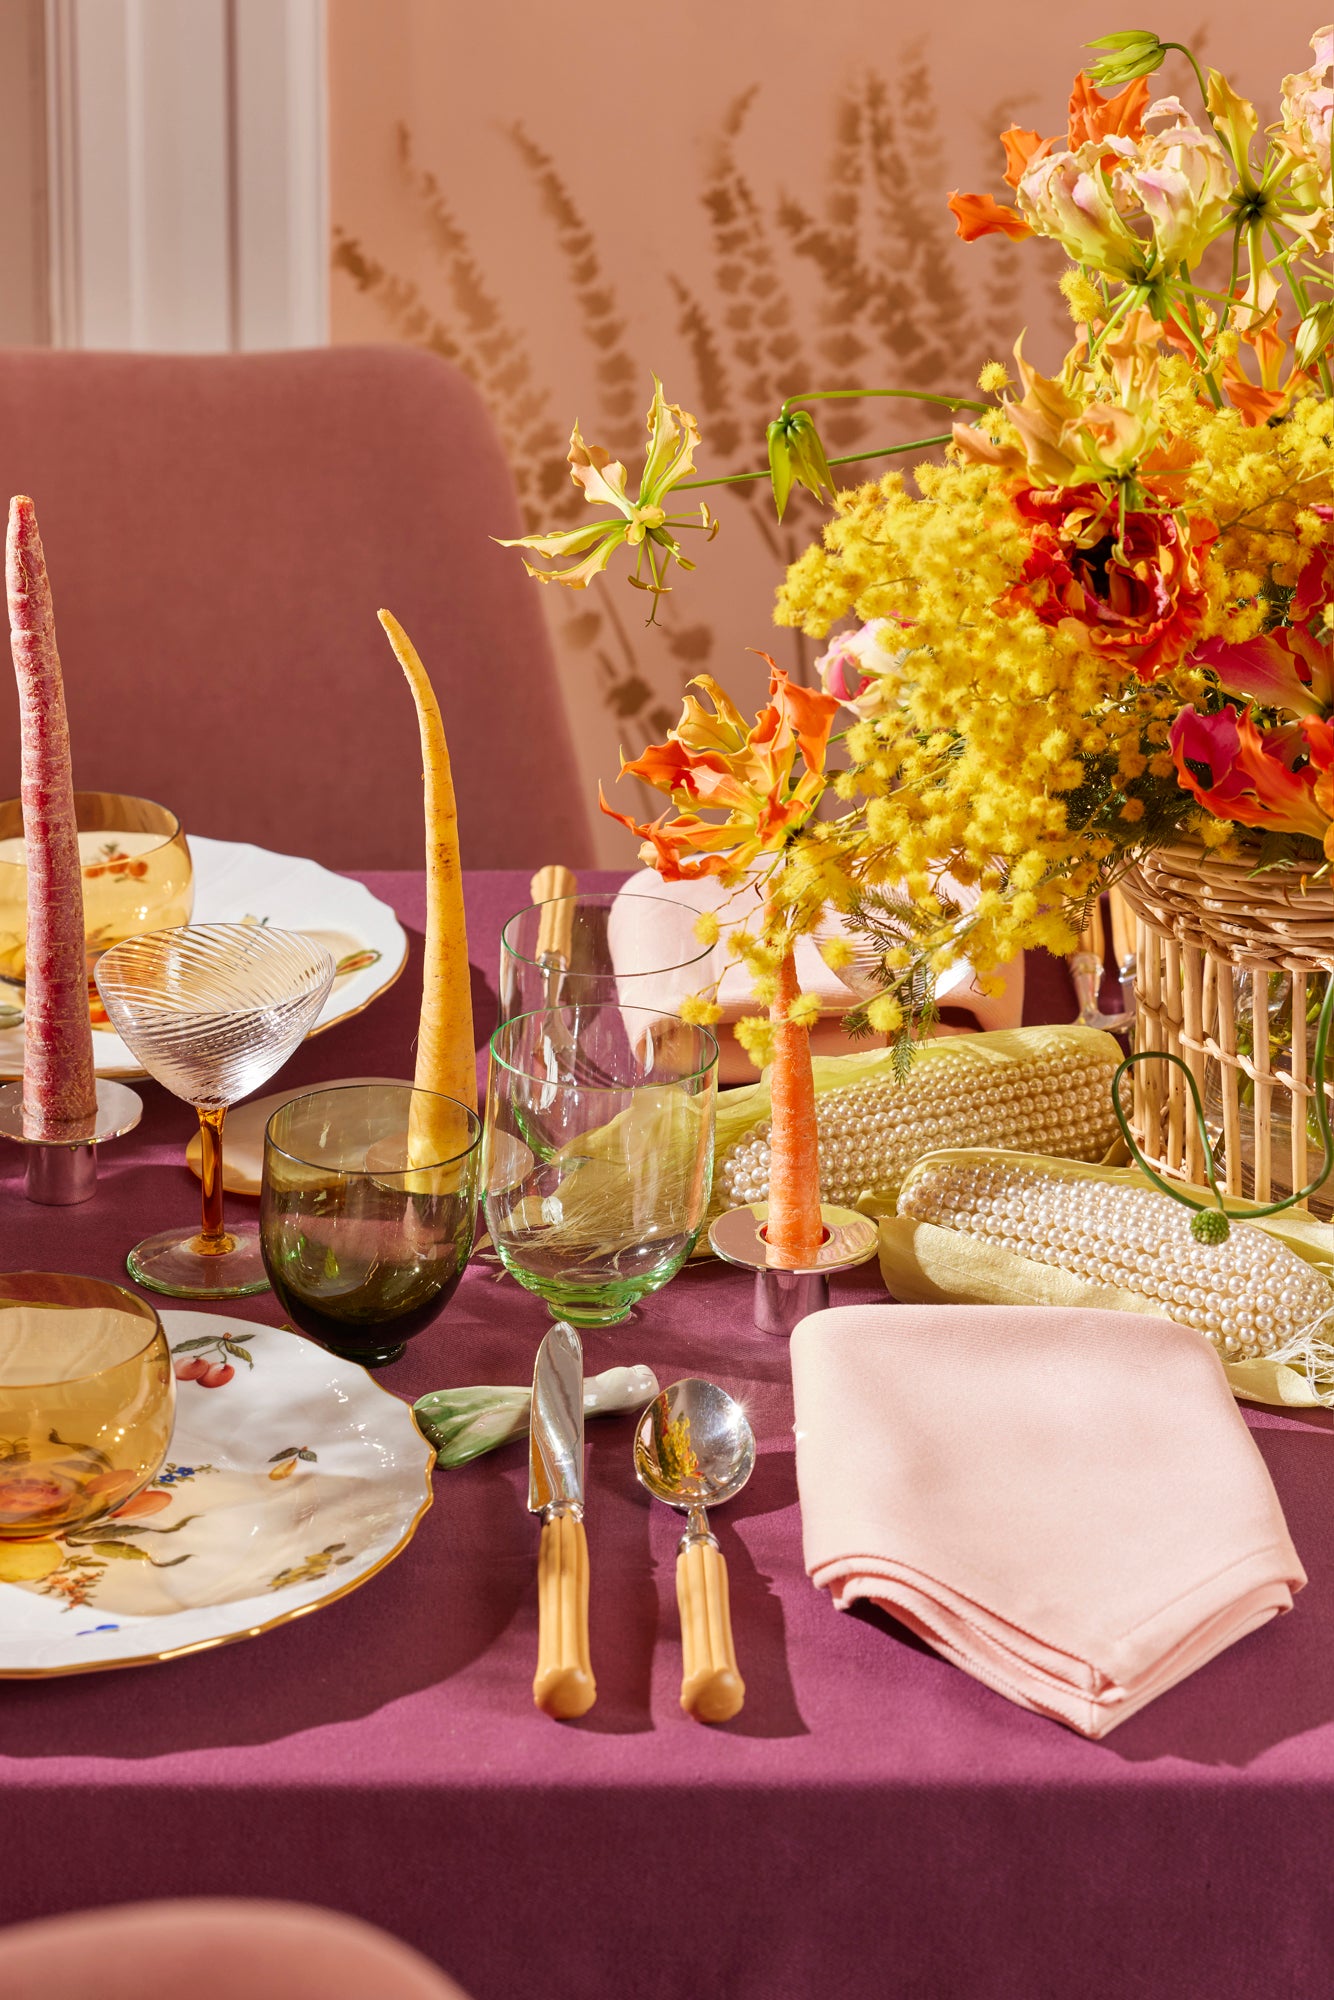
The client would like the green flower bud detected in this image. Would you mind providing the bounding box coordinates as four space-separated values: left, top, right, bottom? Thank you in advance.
1086 30 1167 88
786 411 835 505
1190 1207 1231 1246
766 418 795 521
767 410 836 520
1294 301 1334 375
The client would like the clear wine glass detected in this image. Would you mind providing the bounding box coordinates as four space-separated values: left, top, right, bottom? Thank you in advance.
483 1004 718 1326
499 890 716 1023
94 923 335 1299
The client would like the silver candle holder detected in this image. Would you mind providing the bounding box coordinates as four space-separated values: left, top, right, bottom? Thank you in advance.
0 1077 143 1205
709 1202 880 1337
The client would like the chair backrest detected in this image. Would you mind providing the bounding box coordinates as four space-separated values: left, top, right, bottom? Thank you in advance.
0 346 593 870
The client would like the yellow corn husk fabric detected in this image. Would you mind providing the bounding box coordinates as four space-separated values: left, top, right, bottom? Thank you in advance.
708 1024 1125 1228
879 1148 1334 1408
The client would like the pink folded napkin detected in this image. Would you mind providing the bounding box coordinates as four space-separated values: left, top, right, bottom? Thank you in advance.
790 1304 1305 1737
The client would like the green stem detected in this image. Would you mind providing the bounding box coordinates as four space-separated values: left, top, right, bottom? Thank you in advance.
1261 223 1334 396
827 436 954 469
1265 222 1311 312
675 433 954 495
1163 285 1225 398
1218 224 1243 325
1177 270 1225 407
778 387 989 418
1162 41 1214 126
1085 283 1148 364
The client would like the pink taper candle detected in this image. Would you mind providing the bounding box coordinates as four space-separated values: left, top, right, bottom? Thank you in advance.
7 495 97 1140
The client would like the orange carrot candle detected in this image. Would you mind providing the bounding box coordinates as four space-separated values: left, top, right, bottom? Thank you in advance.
765 942 823 1268
6 495 97 1141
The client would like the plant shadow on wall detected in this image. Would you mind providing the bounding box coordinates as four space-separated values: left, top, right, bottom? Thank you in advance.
332 58 1043 779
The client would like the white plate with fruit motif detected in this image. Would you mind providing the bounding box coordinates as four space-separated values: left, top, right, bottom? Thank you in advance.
0 1314 434 1677
0 836 408 1080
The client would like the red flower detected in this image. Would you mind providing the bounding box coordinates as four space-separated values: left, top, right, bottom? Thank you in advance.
1191 525 1332 718
1170 704 1334 859
1004 485 1215 681
1192 623 1332 719
1292 521 1333 624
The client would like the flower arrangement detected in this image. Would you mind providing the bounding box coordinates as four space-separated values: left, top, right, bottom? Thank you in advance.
504 26 1334 1240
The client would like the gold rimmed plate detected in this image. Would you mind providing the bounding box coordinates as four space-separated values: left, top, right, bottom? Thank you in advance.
0 1313 433 1677
0 836 407 1081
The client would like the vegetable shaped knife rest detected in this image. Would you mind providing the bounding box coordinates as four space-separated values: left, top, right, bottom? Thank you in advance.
413 1364 659 1469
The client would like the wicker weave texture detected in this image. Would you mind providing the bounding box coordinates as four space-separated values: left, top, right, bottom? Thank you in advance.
1121 840 1331 972
1119 843 1332 1216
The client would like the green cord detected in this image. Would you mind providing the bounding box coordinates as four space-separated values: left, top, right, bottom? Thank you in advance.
1111 972 1334 1239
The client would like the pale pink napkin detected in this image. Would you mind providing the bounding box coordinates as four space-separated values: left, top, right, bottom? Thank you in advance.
790 1304 1305 1737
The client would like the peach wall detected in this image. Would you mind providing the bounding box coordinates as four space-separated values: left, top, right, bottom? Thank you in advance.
328 0 1321 860
0 0 50 346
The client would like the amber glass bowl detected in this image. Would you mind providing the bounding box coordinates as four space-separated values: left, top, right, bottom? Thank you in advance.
0 790 194 998
0 1273 174 1540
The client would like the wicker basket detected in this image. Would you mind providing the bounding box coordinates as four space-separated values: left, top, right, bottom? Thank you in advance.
1117 841 1333 1217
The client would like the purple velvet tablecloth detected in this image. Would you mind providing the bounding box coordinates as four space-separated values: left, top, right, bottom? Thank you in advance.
3 873 1333 2000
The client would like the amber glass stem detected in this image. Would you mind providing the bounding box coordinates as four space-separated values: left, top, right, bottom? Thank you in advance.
196 1105 230 1251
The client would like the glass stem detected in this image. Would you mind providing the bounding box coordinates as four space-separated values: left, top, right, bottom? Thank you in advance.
196 1105 231 1252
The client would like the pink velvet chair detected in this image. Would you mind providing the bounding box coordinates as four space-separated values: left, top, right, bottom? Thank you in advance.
0 347 593 870
0 1899 472 1998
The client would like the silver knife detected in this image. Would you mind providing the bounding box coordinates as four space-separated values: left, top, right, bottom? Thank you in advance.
529 1321 596 1718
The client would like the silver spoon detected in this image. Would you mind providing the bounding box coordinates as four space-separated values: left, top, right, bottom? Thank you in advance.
634 1377 755 1723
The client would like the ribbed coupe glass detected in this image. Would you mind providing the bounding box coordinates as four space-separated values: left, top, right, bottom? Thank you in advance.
0 1272 172 1541
94 924 335 1299
484 1005 718 1326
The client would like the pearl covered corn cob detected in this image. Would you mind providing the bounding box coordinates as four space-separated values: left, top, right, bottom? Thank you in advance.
894 1152 1333 1362
711 1025 1123 1222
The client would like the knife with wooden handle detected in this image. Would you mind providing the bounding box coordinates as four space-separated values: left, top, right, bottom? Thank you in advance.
529 1320 596 1719
530 866 578 965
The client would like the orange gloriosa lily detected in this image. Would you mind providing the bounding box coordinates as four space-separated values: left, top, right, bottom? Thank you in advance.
947 192 1035 243
948 74 1150 243
1222 300 1305 427
599 662 839 884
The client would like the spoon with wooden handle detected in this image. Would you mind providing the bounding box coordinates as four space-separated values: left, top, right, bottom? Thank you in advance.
634 1377 754 1724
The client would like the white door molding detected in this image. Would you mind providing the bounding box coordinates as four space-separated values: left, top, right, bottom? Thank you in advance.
44 0 328 351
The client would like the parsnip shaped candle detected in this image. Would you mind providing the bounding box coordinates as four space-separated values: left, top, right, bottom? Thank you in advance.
7 495 97 1140
378 611 476 1174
